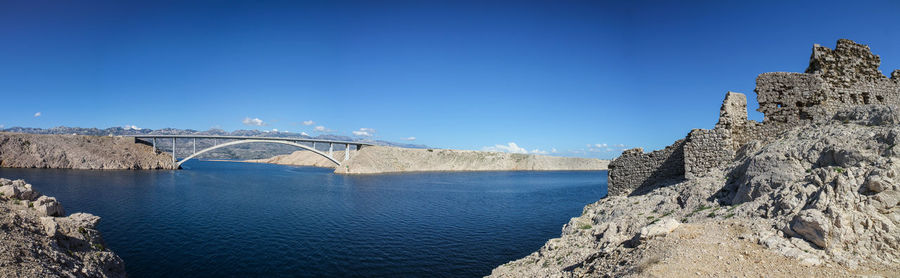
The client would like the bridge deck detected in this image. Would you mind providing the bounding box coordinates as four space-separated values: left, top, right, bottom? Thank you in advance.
125 135 373 146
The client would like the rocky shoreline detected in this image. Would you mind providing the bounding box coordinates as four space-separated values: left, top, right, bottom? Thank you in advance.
0 132 176 170
0 178 125 277
490 39 900 277
248 146 609 174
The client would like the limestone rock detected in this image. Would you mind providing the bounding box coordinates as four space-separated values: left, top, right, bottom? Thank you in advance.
0 179 41 201
0 132 176 169
639 218 680 241
791 210 830 248
332 146 609 174
66 212 101 229
33 195 64 217
832 105 900 126
0 179 125 277
40 216 59 237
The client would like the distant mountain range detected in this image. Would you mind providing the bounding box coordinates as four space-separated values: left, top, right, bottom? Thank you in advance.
1 126 428 160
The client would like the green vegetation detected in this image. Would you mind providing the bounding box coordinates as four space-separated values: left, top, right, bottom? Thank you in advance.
577 223 592 230
724 213 735 219
686 204 714 217
28 202 33 208
78 227 86 234
707 211 716 218
834 167 845 173
661 210 674 218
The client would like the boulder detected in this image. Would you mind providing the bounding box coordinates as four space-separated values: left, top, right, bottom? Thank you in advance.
33 196 64 217
0 180 41 201
639 218 681 241
40 217 59 238
790 210 830 248
67 213 101 229
865 174 891 193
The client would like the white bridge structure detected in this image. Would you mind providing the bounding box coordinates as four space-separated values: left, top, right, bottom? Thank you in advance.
128 135 373 167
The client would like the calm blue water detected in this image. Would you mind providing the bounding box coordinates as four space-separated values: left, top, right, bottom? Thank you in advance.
0 161 606 277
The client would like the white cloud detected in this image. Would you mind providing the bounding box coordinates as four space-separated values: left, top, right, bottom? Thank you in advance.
405 137 416 141
531 149 548 154
302 120 315 126
34 112 41 117
551 148 558 153
301 132 309 136
482 142 529 154
314 126 327 132
272 128 278 132
124 125 141 130
242 117 266 126
0 124 4 129
352 128 376 137
586 142 629 153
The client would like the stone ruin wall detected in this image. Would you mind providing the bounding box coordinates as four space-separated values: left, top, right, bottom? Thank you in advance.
606 139 684 197
607 39 900 196
683 128 733 180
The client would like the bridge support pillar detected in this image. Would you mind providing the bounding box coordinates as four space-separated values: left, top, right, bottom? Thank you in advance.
345 144 350 161
172 138 176 164
312 142 316 150
193 138 196 154
152 138 156 153
329 143 334 157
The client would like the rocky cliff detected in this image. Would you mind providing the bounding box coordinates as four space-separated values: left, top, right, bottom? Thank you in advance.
249 146 609 173
0 132 176 169
490 39 900 277
245 150 350 168
0 178 126 277
335 146 608 174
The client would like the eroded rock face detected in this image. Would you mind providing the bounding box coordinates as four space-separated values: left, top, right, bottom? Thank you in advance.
0 132 176 169
0 178 125 277
791 210 830 248
33 196 65 217
0 178 40 201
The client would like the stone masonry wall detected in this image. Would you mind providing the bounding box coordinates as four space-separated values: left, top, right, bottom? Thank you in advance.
756 39 900 126
684 128 733 179
607 139 685 197
607 39 900 197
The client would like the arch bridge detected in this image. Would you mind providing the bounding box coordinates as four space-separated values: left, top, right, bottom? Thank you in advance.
127 135 373 167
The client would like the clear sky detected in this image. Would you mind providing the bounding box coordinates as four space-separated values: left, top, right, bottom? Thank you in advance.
1 0 898 158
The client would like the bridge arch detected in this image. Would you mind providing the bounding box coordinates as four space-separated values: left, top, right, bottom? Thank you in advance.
176 139 341 167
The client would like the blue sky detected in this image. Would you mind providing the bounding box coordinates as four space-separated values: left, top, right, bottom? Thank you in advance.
1 0 898 159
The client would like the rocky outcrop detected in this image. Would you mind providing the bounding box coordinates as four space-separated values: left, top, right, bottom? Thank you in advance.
490 120 900 277
490 39 900 277
333 146 608 174
245 150 349 168
0 132 176 169
249 146 609 174
0 178 125 277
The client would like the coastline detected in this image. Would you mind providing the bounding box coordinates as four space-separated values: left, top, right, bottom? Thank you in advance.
0 178 126 277
244 146 609 174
